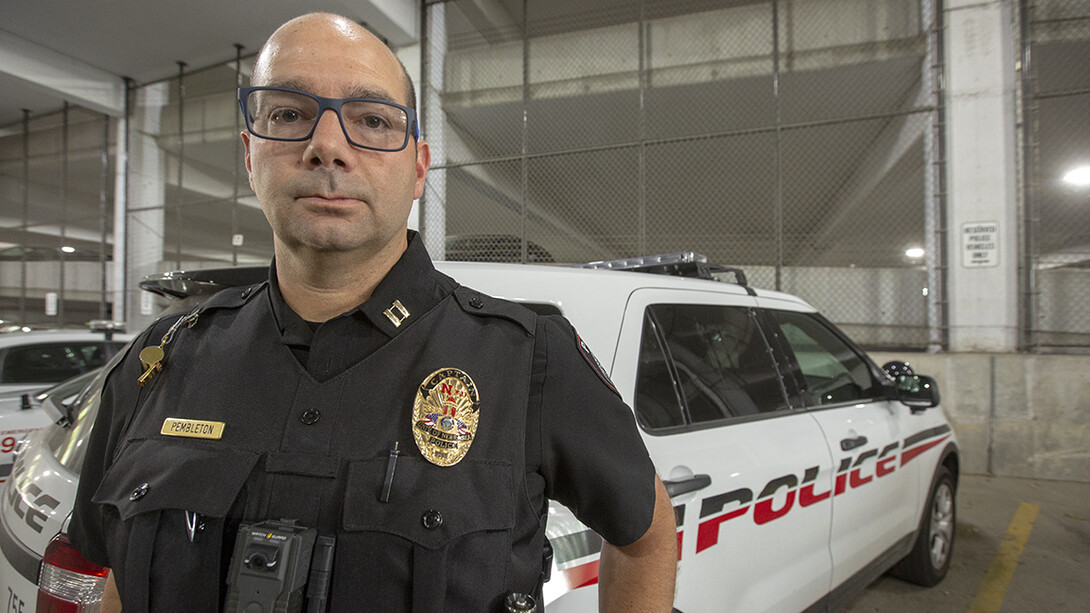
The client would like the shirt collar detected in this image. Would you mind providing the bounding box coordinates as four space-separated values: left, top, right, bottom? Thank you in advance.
267 230 450 343
267 264 315 348
359 230 449 336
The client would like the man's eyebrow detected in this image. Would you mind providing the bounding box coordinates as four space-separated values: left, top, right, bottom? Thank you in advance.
262 80 398 104
264 79 313 93
344 86 398 104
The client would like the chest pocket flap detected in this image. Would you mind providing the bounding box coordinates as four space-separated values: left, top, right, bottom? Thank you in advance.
343 457 513 550
92 439 258 521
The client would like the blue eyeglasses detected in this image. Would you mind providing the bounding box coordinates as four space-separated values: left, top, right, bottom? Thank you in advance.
238 86 419 152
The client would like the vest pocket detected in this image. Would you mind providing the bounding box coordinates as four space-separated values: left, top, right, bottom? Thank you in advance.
339 457 514 612
91 439 258 613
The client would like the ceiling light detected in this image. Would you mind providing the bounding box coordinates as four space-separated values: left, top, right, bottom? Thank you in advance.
905 247 925 258
1063 165 1090 186
60 246 76 253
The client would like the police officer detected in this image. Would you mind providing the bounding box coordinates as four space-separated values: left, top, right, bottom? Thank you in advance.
70 12 677 613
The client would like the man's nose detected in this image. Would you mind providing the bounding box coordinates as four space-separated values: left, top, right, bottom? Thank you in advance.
304 109 352 168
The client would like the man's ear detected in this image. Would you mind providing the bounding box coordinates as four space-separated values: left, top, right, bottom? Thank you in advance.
241 131 255 191
413 140 431 201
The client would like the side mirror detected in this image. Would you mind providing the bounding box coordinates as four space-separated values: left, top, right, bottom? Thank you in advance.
882 360 915 379
895 374 940 410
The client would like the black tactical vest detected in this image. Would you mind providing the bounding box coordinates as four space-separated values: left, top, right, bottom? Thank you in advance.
91 284 545 613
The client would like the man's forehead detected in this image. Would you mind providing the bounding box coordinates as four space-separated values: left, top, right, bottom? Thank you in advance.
262 77 399 104
255 29 407 103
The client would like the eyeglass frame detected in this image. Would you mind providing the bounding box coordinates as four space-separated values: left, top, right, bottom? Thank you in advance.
237 86 420 152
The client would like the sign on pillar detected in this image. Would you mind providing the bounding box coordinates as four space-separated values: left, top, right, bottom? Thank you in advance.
140 291 155 316
962 222 999 268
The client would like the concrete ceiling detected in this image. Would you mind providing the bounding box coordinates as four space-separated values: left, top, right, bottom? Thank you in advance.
0 0 419 127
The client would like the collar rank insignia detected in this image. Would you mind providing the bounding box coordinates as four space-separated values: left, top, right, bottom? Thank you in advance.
413 368 480 467
384 300 410 327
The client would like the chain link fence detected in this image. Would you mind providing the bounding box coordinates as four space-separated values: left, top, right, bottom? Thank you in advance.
1023 0 1090 350
422 0 945 349
121 56 268 329
0 51 269 332
0 105 116 329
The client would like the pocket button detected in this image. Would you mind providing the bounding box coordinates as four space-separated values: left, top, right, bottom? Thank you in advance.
422 509 443 530
130 482 149 501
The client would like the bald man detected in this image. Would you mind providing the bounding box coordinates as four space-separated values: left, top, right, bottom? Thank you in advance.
70 13 676 613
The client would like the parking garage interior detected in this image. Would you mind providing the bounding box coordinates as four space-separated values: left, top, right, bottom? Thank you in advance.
0 0 1088 611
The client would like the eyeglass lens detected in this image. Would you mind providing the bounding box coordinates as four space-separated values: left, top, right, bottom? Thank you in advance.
245 89 409 150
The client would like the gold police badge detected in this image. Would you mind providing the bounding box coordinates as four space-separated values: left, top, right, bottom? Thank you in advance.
413 368 480 467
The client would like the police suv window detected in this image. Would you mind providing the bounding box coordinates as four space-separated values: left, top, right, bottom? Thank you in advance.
0 342 119 384
634 304 789 430
769 311 880 407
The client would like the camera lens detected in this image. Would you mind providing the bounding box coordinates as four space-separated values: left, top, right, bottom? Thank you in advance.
246 553 268 570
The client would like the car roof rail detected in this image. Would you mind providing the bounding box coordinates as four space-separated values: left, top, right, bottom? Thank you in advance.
88 320 126 333
88 319 126 340
577 251 748 286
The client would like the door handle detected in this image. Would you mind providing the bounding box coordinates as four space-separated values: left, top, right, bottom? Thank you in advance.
840 436 868 451
663 474 712 497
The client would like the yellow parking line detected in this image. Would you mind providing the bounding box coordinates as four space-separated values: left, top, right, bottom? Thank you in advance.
968 502 1040 613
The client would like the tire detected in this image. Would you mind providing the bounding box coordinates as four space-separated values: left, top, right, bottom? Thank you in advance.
892 465 956 586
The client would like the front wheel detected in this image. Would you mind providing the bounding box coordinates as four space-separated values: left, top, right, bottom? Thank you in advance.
892 465 955 586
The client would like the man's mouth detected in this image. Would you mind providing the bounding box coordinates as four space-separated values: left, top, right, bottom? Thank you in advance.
303 193 349 200
296 194 364 216
299 193 359 204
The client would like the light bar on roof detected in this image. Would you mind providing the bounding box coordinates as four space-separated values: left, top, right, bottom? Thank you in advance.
579 251 708 271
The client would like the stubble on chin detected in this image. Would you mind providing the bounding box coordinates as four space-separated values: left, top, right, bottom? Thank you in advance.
275 209 373 254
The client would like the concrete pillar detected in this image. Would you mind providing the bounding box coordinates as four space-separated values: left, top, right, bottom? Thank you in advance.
125 83 168 332
944 0 1020 351
111 108 127 324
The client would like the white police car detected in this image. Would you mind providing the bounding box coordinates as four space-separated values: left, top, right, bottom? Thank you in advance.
0 254 958 612
0 325 132 493
0 324 130 399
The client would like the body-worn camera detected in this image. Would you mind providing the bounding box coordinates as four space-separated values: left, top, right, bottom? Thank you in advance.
224 519 318 613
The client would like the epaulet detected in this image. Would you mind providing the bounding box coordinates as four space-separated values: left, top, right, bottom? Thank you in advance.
134 282 262 341
452 286 536 336
195 281 267 313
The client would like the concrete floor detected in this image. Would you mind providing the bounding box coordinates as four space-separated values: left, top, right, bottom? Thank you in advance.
842 474 1090 613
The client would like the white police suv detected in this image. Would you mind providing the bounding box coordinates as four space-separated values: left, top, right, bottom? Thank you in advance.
0 324 130 399
0 325 132 492
0 253 957 612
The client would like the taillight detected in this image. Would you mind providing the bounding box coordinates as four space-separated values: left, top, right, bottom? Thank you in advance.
37 533 109 613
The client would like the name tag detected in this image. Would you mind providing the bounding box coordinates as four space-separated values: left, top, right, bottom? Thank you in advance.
160 418 225 440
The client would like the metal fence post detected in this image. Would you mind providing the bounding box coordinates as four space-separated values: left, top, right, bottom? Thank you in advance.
99 113 110 319
59 101 68 326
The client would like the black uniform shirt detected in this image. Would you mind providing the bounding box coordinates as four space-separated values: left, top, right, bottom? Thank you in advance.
69 231 658 611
